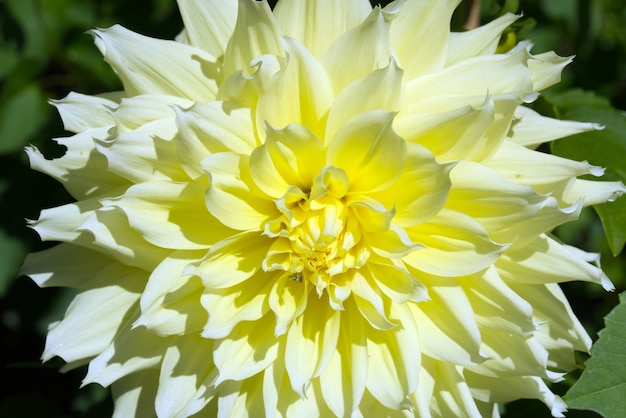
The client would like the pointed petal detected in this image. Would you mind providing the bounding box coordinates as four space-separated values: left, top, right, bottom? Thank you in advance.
102 181 233 249
407 276 485 365
328 110 406 194
274 0 371 58
366 302 420 410
391 0 460 79
321 7 395 94
135 250 206 336
91 25 218 100
213 314 279 384
250 122 325 198
509 106 602 148
325 58 404 145
257 37 334 137
83 324 164 387
320 299 368 417
185 232 271 289
155 337 216 417
404 209 506 277
446 13 519 66
176 0 237 58
50 91 116 133
223 0 284 77
285 296 341 397
200 269 276 339
43 263 144 363
203 152 277 231
175 101 257 181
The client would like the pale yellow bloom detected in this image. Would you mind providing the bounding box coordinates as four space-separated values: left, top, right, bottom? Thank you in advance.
22 0 624 417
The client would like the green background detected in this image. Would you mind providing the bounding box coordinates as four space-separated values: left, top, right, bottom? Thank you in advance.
1 0 624 416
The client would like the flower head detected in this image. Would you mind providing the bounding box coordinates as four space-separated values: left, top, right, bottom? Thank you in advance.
23 0 625 417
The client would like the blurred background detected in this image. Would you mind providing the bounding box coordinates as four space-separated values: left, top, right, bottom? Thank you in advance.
1 0 624 416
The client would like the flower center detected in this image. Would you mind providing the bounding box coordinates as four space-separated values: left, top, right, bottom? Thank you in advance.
262 166 375 294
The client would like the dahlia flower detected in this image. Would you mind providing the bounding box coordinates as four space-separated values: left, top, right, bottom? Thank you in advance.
22 0 625 417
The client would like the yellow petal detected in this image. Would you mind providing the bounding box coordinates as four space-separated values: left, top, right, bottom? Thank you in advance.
325 58 404 145
250 122 325 198
176 0 237 58
328 110 406 194
257 37 334 138
200 269 277 339
135 250 206 336
319 299 368 417
391 0 459 79
274 0 371 58
404 209 506 277
102 181 232 249
407 277 485 365
321 7 395 94
285 296 340 397
155 338 216 417
203 152 277 231
213 315 279 384
223 0 284 77
365 302 420 410
174 101 257 181
185 231 271 289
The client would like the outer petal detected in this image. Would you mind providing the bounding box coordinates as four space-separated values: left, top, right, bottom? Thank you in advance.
176 0 237 58
43 263 144 363
509 106 602 149
223 0 284 77
404 209 506 277
446 13 519 66
257 37 334 138
319 299 368 418
174 101 257 181
25 129 129 199
285 295 341 397
102 181 233 250
391 0 460 79
485 140 604 190
321 7 395 94
407 276 485 365
328 110 406 194
365 302 420 410
406 49 534 113
50 91 116 133
274 0 371 58
135 250 207 336
21 244 113 289
155 338 216 418
497 234 614 290
91 25 218 101
213 314 279 384
325 58 404 145
370 143 453 227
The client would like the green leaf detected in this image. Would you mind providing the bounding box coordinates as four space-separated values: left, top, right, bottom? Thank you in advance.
0 84 50 154
550 91 626 255
564 291 626 418
0 228 27 298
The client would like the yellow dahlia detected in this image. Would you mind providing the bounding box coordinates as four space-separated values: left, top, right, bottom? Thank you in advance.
22 0 625 417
